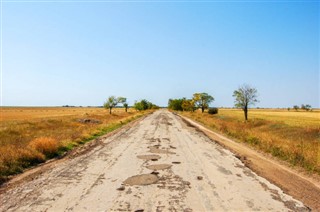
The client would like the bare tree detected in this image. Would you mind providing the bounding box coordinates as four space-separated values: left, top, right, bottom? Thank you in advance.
233 84 258 121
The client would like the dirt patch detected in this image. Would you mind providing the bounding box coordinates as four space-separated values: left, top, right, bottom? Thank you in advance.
77 119 101 124
146 164 172 170
148 146 175 154
123 174 159 186
137 154 161 160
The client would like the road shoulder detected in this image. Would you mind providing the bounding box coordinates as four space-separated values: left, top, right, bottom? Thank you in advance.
0 112 153 195
177 113 320 211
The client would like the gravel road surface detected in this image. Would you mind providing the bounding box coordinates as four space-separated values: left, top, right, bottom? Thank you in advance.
0 110 308 211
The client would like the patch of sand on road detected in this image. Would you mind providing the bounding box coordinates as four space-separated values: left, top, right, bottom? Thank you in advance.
148 146 175 154
137 154 161 160
123 174 159 186
146 164 172 170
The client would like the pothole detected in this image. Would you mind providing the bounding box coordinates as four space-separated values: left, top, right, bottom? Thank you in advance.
172 161 181 164
137 154 161 160
149 146 175 154
123 174 159 186
146 164 172 170
151 171 159 175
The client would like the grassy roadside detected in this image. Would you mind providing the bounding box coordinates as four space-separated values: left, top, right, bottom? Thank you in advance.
0 107 153 184
179 109 320 175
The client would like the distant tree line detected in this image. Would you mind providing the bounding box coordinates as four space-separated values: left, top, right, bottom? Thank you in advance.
168 84 259 121
133 99 159 111
103 96 159 114
168 93 215 113
291 104 312 111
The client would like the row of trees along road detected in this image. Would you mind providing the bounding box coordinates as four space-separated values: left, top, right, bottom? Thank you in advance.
168 93 214 113
104 96 159 114
168 84 259 121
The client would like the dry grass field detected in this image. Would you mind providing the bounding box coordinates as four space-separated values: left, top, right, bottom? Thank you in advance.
0 107 151 183
181 108 320 175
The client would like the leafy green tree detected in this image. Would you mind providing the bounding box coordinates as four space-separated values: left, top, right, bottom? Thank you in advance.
301 104 311 111
133 101 143 111
117 97 127 105
117 97 127 112
181 99 195 111
168 98 184 111
193 93 214 113
134 99 158 111
305 104 312 111
123 103 129 112
293 105 299 111
140 99 149 110
233 84 258 121
104 96 118 114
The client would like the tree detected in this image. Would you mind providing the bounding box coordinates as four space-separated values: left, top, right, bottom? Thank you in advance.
305 104 312 111
140 99 149 110
301 104 311 111
181 99 195 111
123 103 128 112
233 84 258 121
193 93 214 113
133 99 158 111
117 97 127 105
117 97 127 112
104 96 118 114
293 105 299 111
168 98 184 111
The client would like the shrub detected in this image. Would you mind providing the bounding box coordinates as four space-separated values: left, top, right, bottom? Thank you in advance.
28 137 59 158
208 107 219 114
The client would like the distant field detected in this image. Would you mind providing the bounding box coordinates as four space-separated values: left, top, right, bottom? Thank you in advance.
218 108 320 127
181 108 320 174
0 107 150 183
1 107 123 121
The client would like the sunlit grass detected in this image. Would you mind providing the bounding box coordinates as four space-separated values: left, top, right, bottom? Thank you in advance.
181 108 320 175
0 107 151 183
218 109 320 127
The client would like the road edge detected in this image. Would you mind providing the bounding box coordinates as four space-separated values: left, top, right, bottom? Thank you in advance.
0 111 154 194
176 112 320 211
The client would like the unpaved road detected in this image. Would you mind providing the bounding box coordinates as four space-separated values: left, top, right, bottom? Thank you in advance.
0 110 309 211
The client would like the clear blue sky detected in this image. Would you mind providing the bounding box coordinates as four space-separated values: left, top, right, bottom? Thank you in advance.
2 0 319 108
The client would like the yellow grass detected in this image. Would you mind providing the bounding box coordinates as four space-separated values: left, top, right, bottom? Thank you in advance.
181 108 320 174
0 107 130 121
0 107 151 183
218 109 320 127
28 137 59 157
